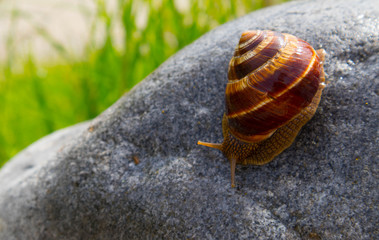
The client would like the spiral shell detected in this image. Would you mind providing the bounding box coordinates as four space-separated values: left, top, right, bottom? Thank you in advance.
226 30 323 142
198 30 326 187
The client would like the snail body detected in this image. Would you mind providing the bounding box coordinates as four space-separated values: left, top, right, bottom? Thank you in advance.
198 30 326 187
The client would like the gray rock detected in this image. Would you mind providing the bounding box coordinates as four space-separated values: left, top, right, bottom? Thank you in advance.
0 121 89 190
0 0 378 239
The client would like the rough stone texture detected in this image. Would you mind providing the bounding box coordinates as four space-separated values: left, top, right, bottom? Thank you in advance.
0 0 378 239
0 121 89 187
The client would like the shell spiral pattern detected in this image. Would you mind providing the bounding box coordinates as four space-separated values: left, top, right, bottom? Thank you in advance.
226 30 323 142
198 30 326 187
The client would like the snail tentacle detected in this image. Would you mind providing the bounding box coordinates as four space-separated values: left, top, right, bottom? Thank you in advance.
230 157 236 188
197 141 222 150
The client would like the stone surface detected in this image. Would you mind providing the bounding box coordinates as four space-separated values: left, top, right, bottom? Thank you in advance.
0 121 89 188
0 0 378 239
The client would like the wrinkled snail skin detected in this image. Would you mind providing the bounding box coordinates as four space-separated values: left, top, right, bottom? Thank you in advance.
198 30 326 188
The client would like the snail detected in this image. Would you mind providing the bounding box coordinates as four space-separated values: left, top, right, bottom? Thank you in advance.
198 30 326 188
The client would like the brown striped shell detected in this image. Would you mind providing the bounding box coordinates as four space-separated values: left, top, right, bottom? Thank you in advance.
198 30 326 187
226 30 323 143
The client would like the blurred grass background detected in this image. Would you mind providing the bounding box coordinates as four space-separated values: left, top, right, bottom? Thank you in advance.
0 0 288 167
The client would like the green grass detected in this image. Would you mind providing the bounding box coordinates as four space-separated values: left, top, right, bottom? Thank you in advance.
0 0 288 167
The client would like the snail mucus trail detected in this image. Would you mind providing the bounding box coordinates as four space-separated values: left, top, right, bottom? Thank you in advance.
198 30 326 188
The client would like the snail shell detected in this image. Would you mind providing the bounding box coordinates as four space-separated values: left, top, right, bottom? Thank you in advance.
198 30 326 187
